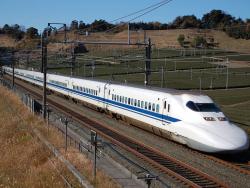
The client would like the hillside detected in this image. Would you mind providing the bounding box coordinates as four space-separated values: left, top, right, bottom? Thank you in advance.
1 29 250 53
0 34 16 47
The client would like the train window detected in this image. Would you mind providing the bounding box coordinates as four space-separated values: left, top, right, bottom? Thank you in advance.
112 94 114 100
122 96 124 103
80 87 83 91
128 98 130 105
125 97 127 104
145 102 148 110
141 101 144 108
186 101 199 111
138 100 140 107
134 99 137 106
152 103 155 112
164 101 167 109
186 101 221 112
168 104 170 112
156 104 159 113
148 103 152 111
131 98 133 105
120 96 122 102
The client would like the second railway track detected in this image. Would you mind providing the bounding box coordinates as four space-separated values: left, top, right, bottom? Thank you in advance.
3 75 230 187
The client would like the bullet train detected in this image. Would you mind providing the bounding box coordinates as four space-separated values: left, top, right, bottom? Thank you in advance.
3 66 249 153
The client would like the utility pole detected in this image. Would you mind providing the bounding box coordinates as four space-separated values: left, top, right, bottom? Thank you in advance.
226 58 229 89
137 174 158 188
42 33 48 119
60 117 69 152
71 43 76 76
91 130 97 180
127 23 130 45
199 77 202 93
145 38 151 86
161 66 164 88
12 51 15 89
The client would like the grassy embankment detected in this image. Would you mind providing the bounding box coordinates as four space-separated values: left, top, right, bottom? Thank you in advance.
0 86 120 188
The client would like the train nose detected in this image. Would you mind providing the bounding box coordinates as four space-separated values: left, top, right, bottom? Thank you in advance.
205 124 249 153
186 122 249 153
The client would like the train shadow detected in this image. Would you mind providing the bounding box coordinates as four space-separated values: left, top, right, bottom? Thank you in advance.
209 149 250 163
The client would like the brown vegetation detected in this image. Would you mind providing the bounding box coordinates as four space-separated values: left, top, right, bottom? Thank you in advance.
0 86 120 188
1 29 250 53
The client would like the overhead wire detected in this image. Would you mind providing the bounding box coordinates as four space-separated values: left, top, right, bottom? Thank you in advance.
73 0 174 34
105 0 174 33
110 0 171 23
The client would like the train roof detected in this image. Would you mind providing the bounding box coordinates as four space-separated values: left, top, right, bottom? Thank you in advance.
10 67 204 96
69 73 203 96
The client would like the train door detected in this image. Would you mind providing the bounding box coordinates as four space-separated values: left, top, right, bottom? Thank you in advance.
103 83 110 110
162 98 169 125
66 80 70 96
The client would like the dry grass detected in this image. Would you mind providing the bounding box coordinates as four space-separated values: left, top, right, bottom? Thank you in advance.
0 35 16 47
0 86 121 188
47 29 250 53
1 29 250 53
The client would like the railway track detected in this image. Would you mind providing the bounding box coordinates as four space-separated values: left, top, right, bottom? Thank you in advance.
2 76 229 187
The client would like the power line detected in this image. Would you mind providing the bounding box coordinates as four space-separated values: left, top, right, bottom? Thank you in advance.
77 0 174 34
105 0 173 33
110 0 171 23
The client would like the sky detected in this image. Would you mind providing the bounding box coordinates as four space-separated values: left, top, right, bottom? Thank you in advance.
0 0 250 31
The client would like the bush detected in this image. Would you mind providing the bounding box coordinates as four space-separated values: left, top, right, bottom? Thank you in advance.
177 34 185 47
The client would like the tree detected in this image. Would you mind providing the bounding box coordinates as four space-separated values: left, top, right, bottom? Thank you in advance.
26 27 39 39
79 21 86 30
1 24 25 40
177 34 185 47
70 20 79 30
201 10 233 29
191 36 207 48
90 19 114 32
171 15 200 29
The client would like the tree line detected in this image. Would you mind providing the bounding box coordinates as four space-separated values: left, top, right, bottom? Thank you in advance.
1 9 249 41
0 24 39 40
68 10 250 40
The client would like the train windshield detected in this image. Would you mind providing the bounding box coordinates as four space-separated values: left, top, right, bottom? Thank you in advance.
186 101 221 112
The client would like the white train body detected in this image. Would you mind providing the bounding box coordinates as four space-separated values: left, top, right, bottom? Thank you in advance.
3 67 249 153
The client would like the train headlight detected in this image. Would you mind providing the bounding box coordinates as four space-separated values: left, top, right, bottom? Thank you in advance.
203 117 216 121
217 117 227 121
